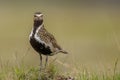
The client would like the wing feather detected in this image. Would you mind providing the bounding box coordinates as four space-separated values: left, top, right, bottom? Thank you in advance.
37 27 62 52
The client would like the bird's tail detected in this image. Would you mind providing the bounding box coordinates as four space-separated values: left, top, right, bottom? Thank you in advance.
59 50 68 54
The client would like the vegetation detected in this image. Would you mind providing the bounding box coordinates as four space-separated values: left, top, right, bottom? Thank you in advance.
0 57 120 80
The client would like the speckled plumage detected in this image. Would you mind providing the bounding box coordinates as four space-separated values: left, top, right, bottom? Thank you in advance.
38 26 62 53
29 12 68 56
29 12 68 71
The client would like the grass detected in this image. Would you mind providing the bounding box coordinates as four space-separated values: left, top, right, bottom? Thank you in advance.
76 59 120 80
0 55 120 80
77 71 120 80
0 61 71 80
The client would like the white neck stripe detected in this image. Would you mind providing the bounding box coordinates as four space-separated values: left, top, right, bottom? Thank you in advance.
29 24 43 39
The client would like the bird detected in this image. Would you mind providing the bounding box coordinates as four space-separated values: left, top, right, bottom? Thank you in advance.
29 12 68 69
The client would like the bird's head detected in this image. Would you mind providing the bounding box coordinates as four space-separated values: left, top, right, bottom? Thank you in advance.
34 12 43 26
34 12 43 21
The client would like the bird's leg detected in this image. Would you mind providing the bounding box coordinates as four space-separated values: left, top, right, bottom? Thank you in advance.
45 55 48 69
39 54 42 70
38 54 42 80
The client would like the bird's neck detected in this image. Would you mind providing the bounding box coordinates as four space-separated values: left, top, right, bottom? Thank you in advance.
32 20 44 37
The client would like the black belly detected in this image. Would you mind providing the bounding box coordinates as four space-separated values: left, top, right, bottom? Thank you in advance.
30 38 52 55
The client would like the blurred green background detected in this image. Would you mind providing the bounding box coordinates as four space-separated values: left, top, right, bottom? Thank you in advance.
0 0 120 73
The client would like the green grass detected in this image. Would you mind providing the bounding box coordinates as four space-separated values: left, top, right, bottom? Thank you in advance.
0 62 70 80
76 71 120 80
0 57 120 80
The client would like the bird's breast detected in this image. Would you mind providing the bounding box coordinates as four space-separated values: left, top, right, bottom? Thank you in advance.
30 38 52 55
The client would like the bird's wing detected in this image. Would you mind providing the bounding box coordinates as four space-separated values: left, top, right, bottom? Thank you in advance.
47 32 62 50
37 27 62 52
46 33 68 54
